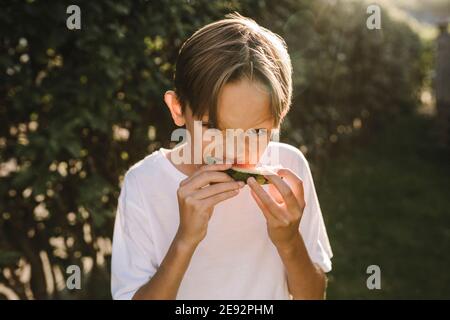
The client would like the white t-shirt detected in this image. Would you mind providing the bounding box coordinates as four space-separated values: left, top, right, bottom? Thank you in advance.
111 142 332 300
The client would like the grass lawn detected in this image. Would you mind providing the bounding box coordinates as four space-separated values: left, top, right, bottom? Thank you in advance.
316 112 450 299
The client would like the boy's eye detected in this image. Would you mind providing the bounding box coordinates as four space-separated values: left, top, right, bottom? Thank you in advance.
202 122 216 129
248 128 268 136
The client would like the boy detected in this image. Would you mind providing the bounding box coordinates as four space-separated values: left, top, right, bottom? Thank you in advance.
111 12 332 300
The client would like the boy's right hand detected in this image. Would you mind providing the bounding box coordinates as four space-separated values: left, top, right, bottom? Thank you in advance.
176 163 245 247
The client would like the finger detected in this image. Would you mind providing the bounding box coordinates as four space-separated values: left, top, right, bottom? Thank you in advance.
250 189 278 224
203 188 240 208
247 177 289 224
277 168 305 203
193 181 244 200
197 163 233 173
187 171 235 190
268 183 284 204
180 163 232 187
264 174 299 212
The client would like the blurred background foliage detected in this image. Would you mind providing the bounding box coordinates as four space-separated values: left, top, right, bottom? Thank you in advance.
0 0 447 299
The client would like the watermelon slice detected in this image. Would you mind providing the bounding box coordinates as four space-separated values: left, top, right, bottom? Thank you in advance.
226 166 279 185
206 156 278 185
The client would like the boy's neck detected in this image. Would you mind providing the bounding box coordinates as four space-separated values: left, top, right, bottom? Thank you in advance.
165 143 202 177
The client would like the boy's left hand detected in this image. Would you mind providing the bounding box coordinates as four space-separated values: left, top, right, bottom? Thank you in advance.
247 168 305 251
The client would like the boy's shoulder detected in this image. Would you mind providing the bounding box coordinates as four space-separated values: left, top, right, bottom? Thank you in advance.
266 141 309 168
123 149 166 182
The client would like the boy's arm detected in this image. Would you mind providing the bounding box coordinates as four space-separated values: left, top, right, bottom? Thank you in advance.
132 232 196 300
247 168 328 299
133 163 244 299
276 233 327 299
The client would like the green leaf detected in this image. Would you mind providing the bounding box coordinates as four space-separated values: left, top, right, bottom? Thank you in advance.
0 250 22 268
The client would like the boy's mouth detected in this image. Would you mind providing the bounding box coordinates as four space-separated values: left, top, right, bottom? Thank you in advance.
206 156 258 168
206 156 277 185
229 162 257 169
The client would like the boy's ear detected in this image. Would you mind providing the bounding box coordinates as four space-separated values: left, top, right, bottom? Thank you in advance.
164 90 185 126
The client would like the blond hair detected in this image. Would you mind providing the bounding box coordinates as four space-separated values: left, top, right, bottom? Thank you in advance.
174 12 292 127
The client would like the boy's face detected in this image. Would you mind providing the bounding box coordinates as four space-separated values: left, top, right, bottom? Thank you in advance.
168 78 277 166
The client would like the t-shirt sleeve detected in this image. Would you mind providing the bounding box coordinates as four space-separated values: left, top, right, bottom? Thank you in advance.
288 148 333 273
111 171 159 300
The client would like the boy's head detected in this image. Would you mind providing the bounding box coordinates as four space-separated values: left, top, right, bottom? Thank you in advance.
165 12 293 164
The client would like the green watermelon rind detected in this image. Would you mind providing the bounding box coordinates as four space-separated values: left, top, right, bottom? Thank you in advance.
225 168 270 185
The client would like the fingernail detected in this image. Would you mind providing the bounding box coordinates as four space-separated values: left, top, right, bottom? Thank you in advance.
247 177 256 184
